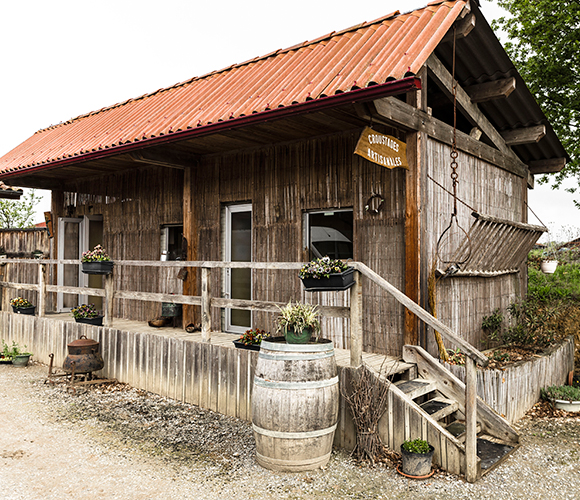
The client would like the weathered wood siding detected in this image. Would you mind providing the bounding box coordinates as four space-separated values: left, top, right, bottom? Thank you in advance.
0 229 50 311
442 337 574 423
424 138 527 351
52 166 184 321
193 129 407 355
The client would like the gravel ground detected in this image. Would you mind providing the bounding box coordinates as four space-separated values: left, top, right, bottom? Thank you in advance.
1 362 579 500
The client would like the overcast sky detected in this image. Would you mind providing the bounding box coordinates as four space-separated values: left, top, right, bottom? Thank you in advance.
0 0 575 241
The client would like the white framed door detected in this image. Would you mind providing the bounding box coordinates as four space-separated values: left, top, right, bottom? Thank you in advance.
225 204 252 333
57 216 104 312
57 217 83 311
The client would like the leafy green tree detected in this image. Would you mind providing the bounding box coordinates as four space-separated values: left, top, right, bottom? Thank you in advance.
491 1 580 197
0 189 42 228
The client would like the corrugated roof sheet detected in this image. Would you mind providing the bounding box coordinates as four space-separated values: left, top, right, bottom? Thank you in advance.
0 0 466 175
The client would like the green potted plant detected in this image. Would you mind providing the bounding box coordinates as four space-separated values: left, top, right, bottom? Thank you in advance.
81 244 114 275
541 385 580 412
10 297 35 315
1 339 33 367
233 328 271 351
399 438 435 478
276 301 321 344
299 256 354 291
71 303 103 326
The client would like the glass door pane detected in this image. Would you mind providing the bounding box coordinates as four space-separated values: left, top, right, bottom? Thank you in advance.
226 205 252 332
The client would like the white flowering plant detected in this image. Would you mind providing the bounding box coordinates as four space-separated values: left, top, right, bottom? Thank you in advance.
299 256 349 280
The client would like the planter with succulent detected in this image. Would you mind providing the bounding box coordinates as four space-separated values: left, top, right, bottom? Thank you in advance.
276 301 321 344
81 244 114 275
10 297 35 315
71 303 103 326
541 384 580 412
1 339 33 367
299 256 354 291
233 328 271 351
399 438 435 478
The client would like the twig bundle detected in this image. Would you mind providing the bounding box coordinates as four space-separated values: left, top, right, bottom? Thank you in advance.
341 362 393 464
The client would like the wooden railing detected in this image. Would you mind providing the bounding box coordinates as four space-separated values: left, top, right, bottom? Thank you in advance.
1 257 486 481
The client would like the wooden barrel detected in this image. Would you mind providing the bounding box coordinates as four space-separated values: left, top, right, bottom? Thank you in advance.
252 338 339 472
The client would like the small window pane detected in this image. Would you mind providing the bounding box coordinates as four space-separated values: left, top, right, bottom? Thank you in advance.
308 211 353 260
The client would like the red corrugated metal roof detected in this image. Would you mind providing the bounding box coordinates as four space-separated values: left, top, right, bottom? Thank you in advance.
0 1 466 175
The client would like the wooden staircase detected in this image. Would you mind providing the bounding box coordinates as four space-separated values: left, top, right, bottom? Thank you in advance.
370 345 520 480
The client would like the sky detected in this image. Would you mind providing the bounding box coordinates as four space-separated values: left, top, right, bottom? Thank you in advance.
0 0 575 241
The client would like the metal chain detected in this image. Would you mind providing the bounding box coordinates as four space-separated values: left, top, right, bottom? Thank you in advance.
450 25 459 217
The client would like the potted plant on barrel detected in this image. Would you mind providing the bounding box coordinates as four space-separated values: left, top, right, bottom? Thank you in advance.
299 256 354 291
71 303 104 326
81 244 114 275
276 301 321 344
233 328 271 351
10 297 35 315
399 438 435 478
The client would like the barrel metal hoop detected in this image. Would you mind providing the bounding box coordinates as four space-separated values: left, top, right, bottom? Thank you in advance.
257 351 334 361
253 375 339 390
260 340 334 353
253 422 337 440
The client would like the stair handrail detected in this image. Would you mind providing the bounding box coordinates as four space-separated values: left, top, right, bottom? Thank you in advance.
353 262 488 367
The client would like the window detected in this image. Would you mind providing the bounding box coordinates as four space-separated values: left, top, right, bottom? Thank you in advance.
305 210 353 260
160 225 184 261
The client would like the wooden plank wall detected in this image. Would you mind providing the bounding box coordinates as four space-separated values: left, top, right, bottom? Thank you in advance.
194 129 407 355
0 312 258 422
0 229 50 311
442 337 575 422
424 138 526 352
53 165 184 322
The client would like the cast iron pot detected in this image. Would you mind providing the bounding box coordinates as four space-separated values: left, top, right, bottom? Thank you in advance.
63 335 104 374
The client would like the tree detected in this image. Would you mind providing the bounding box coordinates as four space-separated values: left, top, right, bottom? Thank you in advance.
491 1 580 199
0 189 43 228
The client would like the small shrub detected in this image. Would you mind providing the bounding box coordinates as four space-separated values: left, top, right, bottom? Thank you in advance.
482 308 503 342
402 439 431 454
541 385 580 402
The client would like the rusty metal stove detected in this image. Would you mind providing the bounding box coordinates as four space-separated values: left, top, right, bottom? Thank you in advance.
63 335 104 375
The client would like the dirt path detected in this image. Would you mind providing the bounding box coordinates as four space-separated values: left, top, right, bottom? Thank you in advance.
1 363 579 500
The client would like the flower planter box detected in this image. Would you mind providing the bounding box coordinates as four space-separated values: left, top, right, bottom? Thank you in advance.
300 267 355 292
12 306 35 315
233 340 261 351
12 354 31 367
75 316 104 326
82 261 114 275
540 260 558 274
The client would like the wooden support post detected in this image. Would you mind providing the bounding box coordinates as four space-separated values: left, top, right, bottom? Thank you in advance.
182 167 199 328
350 270 362 367
38 263 46 317
201 267 211 342
103 273 115 328
465 356 478 483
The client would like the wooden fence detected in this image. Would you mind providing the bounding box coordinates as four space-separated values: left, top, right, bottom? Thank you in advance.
443 337 575 422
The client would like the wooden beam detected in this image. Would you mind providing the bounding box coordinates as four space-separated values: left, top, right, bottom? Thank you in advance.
426 54 516 159
129 148 198 169
500 125 546 146
465 77 516 103
370 97 530 179
528 157 567 174
182 167 198 328
440 13 476 44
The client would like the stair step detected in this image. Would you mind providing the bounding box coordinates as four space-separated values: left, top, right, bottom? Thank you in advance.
420 397 459 421
395 378 437 400
446 420 481 443
477 437 515 472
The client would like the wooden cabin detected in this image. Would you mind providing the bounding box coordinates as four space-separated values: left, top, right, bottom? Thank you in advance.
0 0 567 357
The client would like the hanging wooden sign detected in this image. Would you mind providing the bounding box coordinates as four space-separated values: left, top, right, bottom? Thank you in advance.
354 127 408 170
